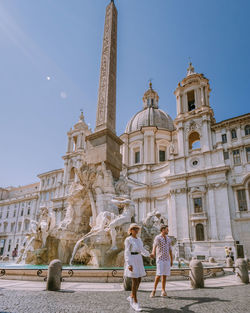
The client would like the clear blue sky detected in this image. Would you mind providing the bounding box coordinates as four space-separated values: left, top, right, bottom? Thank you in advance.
0 0 249 187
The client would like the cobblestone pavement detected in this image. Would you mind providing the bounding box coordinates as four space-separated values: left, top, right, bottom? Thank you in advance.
0 284 249 313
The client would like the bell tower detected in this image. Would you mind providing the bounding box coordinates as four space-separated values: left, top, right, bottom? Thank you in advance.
174 63 215 156
174 62 213 116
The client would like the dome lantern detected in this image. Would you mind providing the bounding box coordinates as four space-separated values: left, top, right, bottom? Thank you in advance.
142 82 159 109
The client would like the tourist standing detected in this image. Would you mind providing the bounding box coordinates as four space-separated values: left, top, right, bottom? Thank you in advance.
124 223 150 312
225 246 229 258
150 225 173 297
12 247 18 260
229 247 234 261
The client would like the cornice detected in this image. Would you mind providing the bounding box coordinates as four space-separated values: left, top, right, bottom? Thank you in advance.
0 194 39 206
212 113 250 129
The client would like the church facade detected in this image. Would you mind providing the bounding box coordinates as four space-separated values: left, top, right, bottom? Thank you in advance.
0 1 250 261
121 63 250 259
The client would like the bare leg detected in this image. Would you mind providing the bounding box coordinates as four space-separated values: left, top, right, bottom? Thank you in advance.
154 275 161 291
161 275 167 292
136 277 141 293
150 275 160 297
131 278 138 303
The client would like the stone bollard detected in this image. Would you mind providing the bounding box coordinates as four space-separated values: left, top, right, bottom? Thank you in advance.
189 259 204 288
235 258 249 284
226 257 233 267
209 257 216 263
46 259 62 291
123 276 132 291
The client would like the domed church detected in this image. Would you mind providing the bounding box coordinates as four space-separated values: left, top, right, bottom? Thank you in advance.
120 62 250 260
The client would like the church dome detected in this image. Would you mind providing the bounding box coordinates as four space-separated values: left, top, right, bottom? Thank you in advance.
125 83 174 133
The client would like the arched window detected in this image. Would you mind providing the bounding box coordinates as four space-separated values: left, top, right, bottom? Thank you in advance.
231 129 237 139
196 224 205 241
189 132 201 150
70 167 75 180
245 125 250 136
73 136 78 151
187 90 195 111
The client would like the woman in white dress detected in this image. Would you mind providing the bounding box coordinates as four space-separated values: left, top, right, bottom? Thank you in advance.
124 223 150 312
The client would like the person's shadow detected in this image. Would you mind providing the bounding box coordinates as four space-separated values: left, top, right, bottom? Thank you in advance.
141 295 230 313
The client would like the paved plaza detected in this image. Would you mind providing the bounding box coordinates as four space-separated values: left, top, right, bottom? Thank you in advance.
0 272 249 313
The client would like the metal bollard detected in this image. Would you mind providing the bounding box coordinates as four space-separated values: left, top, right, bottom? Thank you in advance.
235 258 249 284
46 259 62 291
123 276 132 291
189 259 204 288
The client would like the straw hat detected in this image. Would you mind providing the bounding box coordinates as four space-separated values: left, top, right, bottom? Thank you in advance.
128 223 141 234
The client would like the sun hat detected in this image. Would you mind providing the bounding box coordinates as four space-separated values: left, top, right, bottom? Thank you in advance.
128 223 141 234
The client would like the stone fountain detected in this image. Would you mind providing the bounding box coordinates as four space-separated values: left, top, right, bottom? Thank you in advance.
16 1 174 267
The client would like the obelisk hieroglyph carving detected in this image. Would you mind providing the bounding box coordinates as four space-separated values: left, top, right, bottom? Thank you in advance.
86 0 122 179
95 0 117 134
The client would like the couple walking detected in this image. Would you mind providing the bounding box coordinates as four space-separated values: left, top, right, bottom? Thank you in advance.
124 223 173 311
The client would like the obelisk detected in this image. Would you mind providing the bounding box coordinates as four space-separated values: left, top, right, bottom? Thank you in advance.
86 0 122 179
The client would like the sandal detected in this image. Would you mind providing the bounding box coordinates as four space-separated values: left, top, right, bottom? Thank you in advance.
161 291 167 297
150 290 156 298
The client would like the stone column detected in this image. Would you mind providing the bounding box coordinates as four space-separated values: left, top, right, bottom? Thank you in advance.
207 187 218 240
177 123 184 157
220 186 233 240
144 133 149 164
67 137 71 153
170 192 177 237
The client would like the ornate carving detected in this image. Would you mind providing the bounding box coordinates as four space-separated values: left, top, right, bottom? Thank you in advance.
184 120 202 137
96 2 117 133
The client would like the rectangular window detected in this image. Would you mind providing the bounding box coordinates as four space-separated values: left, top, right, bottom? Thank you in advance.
11 223 15 232
159 150 166 162
223 151 229 160
8 240 11 252
194 198 203 213
6 210 9 218
13 210 16 218
135 151 140 164
231 129 237 139
222 134 227 143
246 147 250 162
27 208 30 215
237 190 247 211
233 149 241 165
18 223 22 232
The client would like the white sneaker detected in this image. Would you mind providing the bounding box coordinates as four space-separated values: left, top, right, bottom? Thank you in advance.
132 302 142 312
127 296 133 305
127 296 134 309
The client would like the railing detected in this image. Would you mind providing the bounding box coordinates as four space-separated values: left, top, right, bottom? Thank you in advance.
0 266 226 281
